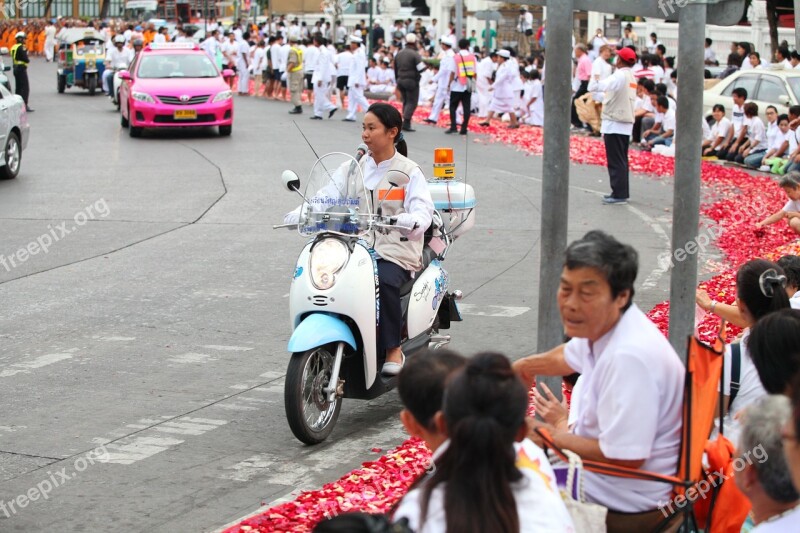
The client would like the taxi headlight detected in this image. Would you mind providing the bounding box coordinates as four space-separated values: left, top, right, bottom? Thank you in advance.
309 238 349 290
132 91 155 103
212 90 232 102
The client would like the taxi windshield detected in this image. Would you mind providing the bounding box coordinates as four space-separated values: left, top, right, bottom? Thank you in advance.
136 53 219 79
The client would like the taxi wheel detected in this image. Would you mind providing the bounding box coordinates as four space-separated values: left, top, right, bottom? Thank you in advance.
129 125 142 138
219 125 232 136
57 74 66 94
0 132 21 180
120 111 129 128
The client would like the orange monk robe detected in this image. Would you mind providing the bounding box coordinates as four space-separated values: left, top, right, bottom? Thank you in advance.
36 30 46 54
143 29 154 45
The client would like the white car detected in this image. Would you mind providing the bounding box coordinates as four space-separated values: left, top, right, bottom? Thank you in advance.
0 83 29 180
703 67 800 122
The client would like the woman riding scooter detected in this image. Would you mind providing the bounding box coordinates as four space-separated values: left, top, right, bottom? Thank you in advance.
285 103 434 376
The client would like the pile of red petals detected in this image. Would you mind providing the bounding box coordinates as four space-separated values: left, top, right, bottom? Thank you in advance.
224 439 432 533
225 107 797 532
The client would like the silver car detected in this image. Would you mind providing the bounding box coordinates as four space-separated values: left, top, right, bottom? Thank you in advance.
0 83 30 180
703 67 800 122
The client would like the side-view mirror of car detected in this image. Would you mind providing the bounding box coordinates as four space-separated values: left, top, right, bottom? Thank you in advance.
118 71 131 80
282 170 301 192
0 48 8 56
222 69 235 78
780 94 791 107
385 169 410 188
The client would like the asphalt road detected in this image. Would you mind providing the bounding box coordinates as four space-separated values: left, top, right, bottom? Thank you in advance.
0 58 700 532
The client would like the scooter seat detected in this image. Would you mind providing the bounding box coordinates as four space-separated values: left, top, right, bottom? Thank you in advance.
399 277 415 297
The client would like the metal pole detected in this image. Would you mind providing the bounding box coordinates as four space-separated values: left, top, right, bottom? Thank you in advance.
668 2 706 361
484 19 490 52
455 0 462 43
535 0 572 399
794 0 800 52
368 0 373 57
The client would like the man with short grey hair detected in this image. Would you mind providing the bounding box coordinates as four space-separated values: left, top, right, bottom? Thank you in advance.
736 395 800 530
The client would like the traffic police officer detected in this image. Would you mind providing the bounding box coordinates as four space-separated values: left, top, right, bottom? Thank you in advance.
11 31 32 112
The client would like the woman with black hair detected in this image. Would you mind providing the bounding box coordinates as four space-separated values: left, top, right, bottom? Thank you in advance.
710 259 791 444
749 309 800 395
393 352 574 532
285 103 434 376
359 103 434 375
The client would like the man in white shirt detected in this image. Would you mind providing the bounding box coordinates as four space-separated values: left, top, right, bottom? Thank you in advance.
426 19 438 42
517 6 533 58
303 36 318 103
153 26 167 44
588 47 638 204
425 36 454 124
704 37 718 66
514 230 684 531
735 396 800 531
251 40 268 96
718 86 748 161
44 20 57 62
310 35 338 119
475 51 495 119
236 32 251 95
334 45 353 109
268 34 284 99
103 36 131 97
344 35 368 121
643 96 676 148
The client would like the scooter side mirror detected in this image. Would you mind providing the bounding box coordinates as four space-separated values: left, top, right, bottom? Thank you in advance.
282 170 301 192
118 70 131 80
385 170 410 188
0 48 8 56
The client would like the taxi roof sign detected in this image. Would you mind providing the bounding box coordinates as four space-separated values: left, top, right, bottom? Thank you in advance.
144 42 200 51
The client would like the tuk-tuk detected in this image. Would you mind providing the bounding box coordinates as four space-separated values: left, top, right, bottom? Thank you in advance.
57 29 106 95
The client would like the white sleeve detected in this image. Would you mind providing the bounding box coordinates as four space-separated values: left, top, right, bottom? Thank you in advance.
588 70 621 93
402 166 434 241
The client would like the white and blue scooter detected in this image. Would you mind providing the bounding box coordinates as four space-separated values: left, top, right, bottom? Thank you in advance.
275 149 476 444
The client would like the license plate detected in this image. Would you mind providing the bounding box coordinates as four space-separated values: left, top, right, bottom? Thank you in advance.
173 109 196 120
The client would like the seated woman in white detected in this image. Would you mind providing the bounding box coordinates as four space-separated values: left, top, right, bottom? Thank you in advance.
393 352 575 533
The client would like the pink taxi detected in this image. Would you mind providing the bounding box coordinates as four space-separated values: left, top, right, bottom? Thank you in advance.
119 43 234 138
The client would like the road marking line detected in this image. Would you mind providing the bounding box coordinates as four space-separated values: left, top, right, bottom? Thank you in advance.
167 352 216 364
97 436 185 465
203 345 254 351
457 304 530 317
0 350 77 378
91 417 228 465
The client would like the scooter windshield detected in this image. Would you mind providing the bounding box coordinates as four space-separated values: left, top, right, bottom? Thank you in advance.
299 152 372 237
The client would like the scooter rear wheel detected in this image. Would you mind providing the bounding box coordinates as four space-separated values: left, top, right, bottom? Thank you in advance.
285 346 342 444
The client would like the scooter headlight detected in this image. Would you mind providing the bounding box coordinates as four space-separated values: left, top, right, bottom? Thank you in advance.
309 238 349 290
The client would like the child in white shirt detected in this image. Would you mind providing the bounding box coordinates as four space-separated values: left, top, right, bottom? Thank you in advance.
521 70 543 126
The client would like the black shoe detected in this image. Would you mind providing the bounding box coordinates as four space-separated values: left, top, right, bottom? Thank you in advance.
459 130 468 135
328 108 337 119
310 115 322 120
424 118 437 124
288 106 302 114
402 125 415 132
342 118 356 122
25 108 34 112
444 129 457 134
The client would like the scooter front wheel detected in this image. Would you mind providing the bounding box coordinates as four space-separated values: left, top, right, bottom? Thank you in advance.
285 346 342 444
